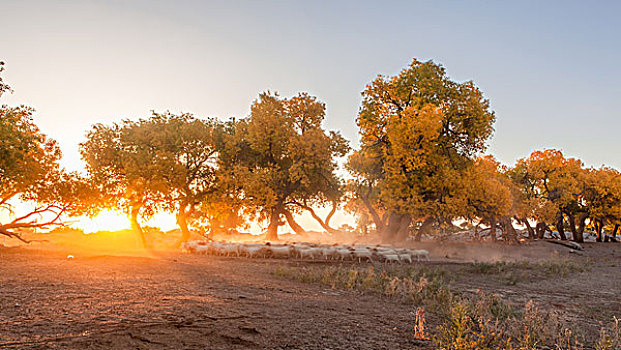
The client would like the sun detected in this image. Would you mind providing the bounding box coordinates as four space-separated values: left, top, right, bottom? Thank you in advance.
75 209 130 234
74 210 179 234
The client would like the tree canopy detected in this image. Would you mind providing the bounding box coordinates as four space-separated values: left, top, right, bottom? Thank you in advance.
1 66 93 242
4 57 621 245
349 59 496 242
223 92 349 240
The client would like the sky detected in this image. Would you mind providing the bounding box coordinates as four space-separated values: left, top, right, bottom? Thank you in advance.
1 0 620 231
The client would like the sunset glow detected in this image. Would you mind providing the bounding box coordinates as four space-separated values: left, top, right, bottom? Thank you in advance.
75 210 130 233
75 210 178 234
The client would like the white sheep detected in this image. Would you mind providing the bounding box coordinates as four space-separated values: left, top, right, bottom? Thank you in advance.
267 245 293 259
411 249 429 261
351 248 374 263
398 253 412 264
240 244 268 258
379 253 399 264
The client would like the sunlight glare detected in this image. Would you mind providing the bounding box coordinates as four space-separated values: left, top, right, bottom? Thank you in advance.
76 210 130 233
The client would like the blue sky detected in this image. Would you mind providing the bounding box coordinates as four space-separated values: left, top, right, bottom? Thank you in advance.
1 0 620 171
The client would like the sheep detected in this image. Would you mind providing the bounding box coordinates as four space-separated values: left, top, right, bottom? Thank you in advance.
181 241 196 253
319 246 339 260
296 247 320 260
182 241 210 254
335 247 353 261
381 254 401 264
240 244 269 258
411 249 429 261
398 253 412 264
351 248 374 263
267 244 293 259
217 242 241 257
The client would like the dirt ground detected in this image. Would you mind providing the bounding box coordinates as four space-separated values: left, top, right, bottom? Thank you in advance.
1 241 619 349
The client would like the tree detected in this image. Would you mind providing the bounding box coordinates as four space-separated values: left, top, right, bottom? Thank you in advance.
348 59 496 242
224 92 349 240
80 120 166 247
0 61 12 98
135 112 221 245
583 167 621 242
463 156 514 241
1 64 94 242
509 149 588 242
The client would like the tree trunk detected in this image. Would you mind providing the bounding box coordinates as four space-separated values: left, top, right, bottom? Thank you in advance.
566 213 586 243
382 211 403 243
414 217 435 242
575 213 587 243
489 218 497 241
176 209 191 247
595 220 603 242
266 207 281 241
130 206 147 248
324 201 337 228
556 214 567 240
501 217 519 244
359 192 386 233
535 222 547 239
282 209 306 235
516 217 535 240
394 214 412 242
300 203 338 233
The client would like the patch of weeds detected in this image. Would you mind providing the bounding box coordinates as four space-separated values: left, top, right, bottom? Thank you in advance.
272 264 454 312
468 259 587 284
433 300 511 350
469 261 507 274
273 264 608 349
434 297 586 350
596 317 621 350
540 259 585 278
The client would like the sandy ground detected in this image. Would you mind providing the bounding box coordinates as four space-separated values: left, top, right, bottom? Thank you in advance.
1 241 619 349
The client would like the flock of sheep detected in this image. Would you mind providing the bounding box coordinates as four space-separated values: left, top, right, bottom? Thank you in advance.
181 241 430 263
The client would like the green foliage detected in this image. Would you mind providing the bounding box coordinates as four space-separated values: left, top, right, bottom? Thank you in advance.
0 65 95 242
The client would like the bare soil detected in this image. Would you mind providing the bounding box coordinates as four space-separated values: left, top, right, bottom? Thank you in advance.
1 241 619 349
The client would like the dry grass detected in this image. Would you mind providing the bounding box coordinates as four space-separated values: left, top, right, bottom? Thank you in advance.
273 264 454 312
273 263 616 349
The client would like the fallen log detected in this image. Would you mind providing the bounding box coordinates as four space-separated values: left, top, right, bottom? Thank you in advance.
545 239 583 251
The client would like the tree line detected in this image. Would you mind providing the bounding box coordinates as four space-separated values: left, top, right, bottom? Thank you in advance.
1 59 620 246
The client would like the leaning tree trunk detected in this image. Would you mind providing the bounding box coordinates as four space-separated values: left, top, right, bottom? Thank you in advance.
129 206 147 248
414 216 435 242
358 191 386 234
299 202 338 234
282 209 306 235
521 218 536 240
556 213 567 240
514 217 534 239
